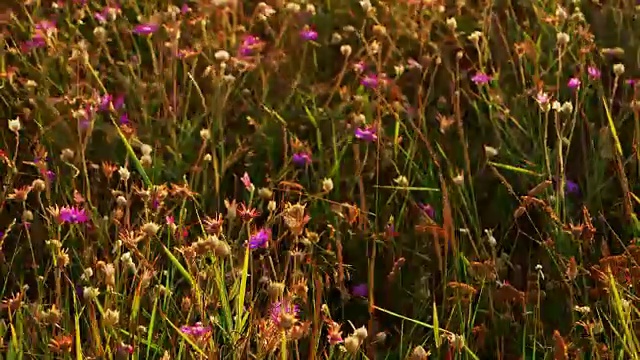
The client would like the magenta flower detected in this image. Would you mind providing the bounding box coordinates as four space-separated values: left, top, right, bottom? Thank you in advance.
587 66 601 80
471 72 491 84
361 73 379 88
45 170 56 181
97 94 113 111
21 34 47 52
59 206 89 224
239 35 261 57
292 152 312 167
249 228 270 249
270 300 300 325
354 126 377 142
119 113 130 125
180 322 211 337
567 77 581 89
133 23 159 35
300 28 318 41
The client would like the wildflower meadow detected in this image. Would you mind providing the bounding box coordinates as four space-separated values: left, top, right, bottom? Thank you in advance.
2 0 640 359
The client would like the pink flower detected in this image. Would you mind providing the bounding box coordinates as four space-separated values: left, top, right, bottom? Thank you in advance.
355 126 377 142
353 61 366 73
535 91 550 105
361 73 379 88
133 23 159 35
471 72 491 84
567 77 581 89
300 28 318 41
180 322 211 337
241 172 253 191
587 66 601 80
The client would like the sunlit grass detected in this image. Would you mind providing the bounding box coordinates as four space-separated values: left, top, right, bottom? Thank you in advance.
0 0 639 359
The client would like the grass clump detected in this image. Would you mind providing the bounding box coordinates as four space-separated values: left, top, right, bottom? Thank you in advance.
1 0 640 359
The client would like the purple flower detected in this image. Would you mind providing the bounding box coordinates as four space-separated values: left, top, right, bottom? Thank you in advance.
133 23 159 35
292 152 312 167
354 126 377 142
567 77 581 89
59 206 89 224
418 203 435 219
98 93 113 111
113 94 125 110
180 322 211 337
351 283 368 297
181 3 191 13
300 28 318 41
97 93 125 112
270 300 300 325
361 73 379 88
249 228 270 249
45 170 56 181
119 113 130 125
565 179 580 195
75 285 83 300
471 72 491 85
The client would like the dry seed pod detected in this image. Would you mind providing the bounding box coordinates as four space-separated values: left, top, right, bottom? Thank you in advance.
527 180 552 196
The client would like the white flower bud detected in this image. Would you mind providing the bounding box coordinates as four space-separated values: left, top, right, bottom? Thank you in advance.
8 118 21 132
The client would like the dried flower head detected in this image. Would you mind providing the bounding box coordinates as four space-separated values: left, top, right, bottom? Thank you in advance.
141 222 160 237
7 186 32 202
283 202 311 236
